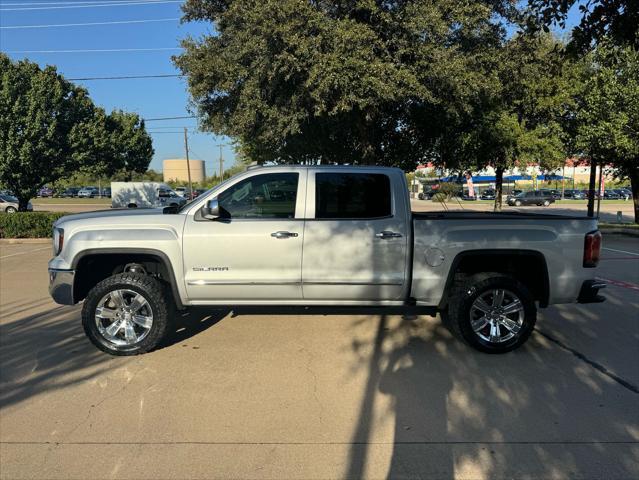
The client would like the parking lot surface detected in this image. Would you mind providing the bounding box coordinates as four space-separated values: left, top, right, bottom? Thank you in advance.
1 236 638 479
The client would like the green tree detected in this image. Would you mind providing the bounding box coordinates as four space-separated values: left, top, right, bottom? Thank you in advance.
456 33 576 211
0 55 153 210
174 0 511 169
527 0 638 54
577 44 639 223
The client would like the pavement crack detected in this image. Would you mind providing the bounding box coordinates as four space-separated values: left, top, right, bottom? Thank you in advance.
299 346 325 427
535 328 639 395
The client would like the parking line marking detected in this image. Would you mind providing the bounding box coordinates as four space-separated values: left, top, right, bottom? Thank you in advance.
603 247 639 256
0 246 50 259
596 276 639 292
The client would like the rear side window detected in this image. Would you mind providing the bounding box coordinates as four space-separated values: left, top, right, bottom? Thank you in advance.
315 173 391 219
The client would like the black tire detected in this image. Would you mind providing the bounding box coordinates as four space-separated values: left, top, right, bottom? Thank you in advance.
443 272 536 353
82 273 171 355
514 200 522 206
5 206 17 213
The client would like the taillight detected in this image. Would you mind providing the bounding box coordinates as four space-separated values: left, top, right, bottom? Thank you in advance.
583 230 602 268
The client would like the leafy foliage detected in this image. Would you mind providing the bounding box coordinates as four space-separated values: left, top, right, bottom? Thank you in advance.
0 54 153 210
576 43 639 222
526 0 638 54
175 0 513 168
0 212 68 238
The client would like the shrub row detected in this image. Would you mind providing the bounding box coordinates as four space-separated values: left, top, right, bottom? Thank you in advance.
0 212 69 238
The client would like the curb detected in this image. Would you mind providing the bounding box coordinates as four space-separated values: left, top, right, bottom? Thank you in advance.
0 238 50 244
600 228 639 238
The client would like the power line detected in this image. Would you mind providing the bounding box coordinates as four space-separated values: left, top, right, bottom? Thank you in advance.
8 47 181 53
144 115 196 121
2 0 174 5
0 18 180 29
68 74 182 80
0 1 182 11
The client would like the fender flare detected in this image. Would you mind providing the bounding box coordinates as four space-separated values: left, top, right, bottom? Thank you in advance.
71 248 185 309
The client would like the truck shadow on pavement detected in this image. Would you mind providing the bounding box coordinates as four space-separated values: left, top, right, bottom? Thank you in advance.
344 310 639 479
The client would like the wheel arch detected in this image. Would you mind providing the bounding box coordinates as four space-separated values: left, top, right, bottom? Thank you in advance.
71 248 184 309
439 249 550 309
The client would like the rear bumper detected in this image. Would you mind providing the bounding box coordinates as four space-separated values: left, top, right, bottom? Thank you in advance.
577 279 606 304
49 268 75 305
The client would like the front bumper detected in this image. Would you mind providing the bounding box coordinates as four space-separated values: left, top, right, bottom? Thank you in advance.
49 268 75 305
577 279 606 304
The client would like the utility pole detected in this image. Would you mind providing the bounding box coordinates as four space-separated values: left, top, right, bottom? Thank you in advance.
216 143 225 183
183 127 193 200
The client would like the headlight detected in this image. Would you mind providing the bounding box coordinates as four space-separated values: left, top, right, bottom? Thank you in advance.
52 227 64 255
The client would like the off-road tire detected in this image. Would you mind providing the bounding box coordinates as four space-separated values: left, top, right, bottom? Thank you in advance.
443 272 536 353
82 273 171 355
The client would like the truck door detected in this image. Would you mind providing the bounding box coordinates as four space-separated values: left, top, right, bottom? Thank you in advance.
301 171 409 301
182 170 306 301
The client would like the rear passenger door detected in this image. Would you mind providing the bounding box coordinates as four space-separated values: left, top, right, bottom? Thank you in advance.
301 171 409 301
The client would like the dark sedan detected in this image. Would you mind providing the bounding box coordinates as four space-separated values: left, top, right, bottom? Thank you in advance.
507 190 555 207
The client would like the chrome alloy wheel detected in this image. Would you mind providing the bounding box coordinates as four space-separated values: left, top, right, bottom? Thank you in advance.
95 289 153 346
469 289 524 344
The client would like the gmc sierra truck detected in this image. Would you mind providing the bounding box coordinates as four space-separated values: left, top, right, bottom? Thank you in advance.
48 166 605 355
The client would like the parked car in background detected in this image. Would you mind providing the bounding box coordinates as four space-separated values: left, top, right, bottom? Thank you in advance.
37 186 53 197
59 187 80 198
0 194 32 213
193 189 208 198
611 189 631 200
602 191 621 200
564 189 586 200
479 189 496 200
100 188 112 198
507 190 555 207
174 187 188 197
539 189 562 200
78 187 99 198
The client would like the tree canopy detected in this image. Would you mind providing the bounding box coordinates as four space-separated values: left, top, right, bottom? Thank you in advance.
527 0 638 54
576 43 639 221
0 54 153 209
175 0 513 169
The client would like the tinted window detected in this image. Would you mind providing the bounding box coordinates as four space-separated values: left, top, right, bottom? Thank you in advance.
316 173 391 219
217 173 298 219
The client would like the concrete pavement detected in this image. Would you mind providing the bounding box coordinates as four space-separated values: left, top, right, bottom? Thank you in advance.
0 238 638 479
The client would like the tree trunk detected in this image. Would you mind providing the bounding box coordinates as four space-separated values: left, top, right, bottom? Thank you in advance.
587 158 597 217
18 195 30 212
630 166 639 225
494 165 504 212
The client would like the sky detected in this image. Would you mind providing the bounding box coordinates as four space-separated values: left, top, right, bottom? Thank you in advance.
0 0 236 175
0 0 584 175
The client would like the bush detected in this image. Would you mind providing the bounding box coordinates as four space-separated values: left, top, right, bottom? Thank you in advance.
0 212 69 238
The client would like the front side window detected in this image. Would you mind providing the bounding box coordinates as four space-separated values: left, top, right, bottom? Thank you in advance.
315 173 391 219
217 173 299 219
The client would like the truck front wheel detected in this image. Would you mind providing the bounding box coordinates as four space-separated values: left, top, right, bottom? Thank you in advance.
444 273 536 353
81 273 171 355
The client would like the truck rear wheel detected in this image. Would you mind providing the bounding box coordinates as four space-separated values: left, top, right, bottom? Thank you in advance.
443 273 536 353
81 273 171 355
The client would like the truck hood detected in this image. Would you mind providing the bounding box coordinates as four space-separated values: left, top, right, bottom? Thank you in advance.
54 208 169 226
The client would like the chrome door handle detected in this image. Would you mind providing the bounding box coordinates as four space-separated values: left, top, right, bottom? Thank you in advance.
271 231 298 239
375 231 402 239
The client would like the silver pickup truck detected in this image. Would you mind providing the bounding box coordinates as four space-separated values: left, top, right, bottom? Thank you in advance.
48 165 605 355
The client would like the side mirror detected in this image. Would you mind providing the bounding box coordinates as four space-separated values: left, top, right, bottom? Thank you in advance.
202 198 220 220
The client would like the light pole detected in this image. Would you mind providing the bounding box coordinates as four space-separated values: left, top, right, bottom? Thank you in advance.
183 128 193 200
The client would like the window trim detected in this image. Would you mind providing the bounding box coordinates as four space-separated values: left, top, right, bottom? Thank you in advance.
309 171 395 221
193 171 304 222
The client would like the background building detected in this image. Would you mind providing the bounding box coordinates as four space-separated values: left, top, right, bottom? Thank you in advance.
162 159 206 184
